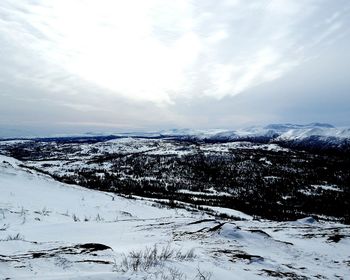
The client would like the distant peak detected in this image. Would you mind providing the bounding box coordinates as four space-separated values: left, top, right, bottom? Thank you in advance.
264 123 335 131
306 123 335 128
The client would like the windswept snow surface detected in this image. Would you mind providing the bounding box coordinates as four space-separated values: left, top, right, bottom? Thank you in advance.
276 127 350 141
0 155 349 279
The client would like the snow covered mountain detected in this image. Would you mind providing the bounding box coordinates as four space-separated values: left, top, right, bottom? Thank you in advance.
157 123 350 152
157 123 341 139
1 123 349 152
264 122 335 132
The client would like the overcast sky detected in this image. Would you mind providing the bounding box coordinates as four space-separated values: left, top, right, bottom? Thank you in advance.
1 0 350 136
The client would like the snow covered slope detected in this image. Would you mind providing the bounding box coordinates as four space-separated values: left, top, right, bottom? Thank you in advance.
276 127 350 140
157 123 349 144
0 155 349 279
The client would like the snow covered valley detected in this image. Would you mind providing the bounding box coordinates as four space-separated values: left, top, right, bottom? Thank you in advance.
1 137 349 223
1 155 349 279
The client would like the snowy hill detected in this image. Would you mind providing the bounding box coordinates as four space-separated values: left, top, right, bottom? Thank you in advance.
276 127 350 140
1 154 350 279
156 124 350 152
156 123 347 141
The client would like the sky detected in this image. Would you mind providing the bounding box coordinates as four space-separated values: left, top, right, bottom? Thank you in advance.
0 0 350 137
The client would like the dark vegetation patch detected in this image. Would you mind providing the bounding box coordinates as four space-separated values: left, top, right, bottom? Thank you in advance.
0 243 112 262
206 222 226 232
232 253 264 263
247 229 271 237
301 228 349 242
260 269 308 279
30 243 111 258
76 259 113 264
1 139 349 224
327 234 345 243
188 219 217 225
214 249 264 263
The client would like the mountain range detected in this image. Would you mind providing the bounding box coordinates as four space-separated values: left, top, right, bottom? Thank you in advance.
1 123 350 152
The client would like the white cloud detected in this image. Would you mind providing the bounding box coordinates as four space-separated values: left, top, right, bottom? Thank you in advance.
1 0 349 107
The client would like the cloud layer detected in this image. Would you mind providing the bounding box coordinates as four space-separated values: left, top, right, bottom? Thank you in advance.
0 0 350 135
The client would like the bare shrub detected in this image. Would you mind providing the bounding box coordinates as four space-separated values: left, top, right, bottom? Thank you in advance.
0 233 24 241
176 248 195 261
72 214 80 222
95 213 104 222
21 214 26 225
35 207 50 216
0 208 6 219
159 267 186 280
0 223 9 231
117 244 195 272
195 267 212 280
19 206 27 217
